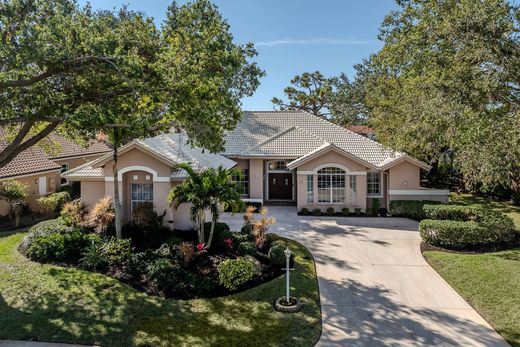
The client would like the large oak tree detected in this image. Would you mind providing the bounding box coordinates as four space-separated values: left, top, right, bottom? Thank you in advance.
362 0 520 202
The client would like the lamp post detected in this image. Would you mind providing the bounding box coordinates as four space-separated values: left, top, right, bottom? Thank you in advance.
284 247 291 304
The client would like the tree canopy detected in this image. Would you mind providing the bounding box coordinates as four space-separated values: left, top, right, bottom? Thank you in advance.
0 0 264 168
271 70 367 125
361 0 520 198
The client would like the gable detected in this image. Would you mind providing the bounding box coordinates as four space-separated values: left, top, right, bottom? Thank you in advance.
102 147 173 178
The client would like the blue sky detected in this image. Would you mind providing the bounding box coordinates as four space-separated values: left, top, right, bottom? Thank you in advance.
79 0 398 110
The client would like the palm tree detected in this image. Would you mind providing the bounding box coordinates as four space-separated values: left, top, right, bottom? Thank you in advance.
167 163 242 248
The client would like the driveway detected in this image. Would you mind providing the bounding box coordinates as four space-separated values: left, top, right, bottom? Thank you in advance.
221 206 509 346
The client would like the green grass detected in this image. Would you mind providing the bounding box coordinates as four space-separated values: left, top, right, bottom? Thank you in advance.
0 233 321 347
450 192 520 229
424 249 520 346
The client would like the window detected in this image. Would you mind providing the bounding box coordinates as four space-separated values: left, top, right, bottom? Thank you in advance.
232 169 249 196
307 175 314 203
131 183 153 219
317 167 345 203
268 160 288 171
349 175 357 193
367 172 381 196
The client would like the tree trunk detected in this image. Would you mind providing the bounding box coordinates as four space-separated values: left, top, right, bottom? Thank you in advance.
207 219 216 249
113 144 122 239
198 209 206 244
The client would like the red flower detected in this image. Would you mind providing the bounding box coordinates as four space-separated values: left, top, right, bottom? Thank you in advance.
223 237 233 249
196 243 206 253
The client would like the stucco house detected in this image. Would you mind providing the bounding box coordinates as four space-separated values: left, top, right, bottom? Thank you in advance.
63 111 448 229
0 131 111 216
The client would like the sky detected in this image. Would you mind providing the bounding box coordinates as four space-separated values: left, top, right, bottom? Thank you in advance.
78 0 398 110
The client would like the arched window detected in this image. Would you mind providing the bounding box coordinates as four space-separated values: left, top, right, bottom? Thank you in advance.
317 167 346 203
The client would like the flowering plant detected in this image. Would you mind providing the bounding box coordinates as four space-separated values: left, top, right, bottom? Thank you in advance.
196 243 206 254
223 237 233 250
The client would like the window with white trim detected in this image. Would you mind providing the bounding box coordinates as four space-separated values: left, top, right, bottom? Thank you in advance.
349 175 357 192
131 183 153 219
317 167 346 203
367 172 381 196
232 169 249 196
307 175 314 203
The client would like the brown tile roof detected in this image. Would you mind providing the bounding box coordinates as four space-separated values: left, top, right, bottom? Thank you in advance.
0 142 61 179
47 134 111 159
346 125 373 135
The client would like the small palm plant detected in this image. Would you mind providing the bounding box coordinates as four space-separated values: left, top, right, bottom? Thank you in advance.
0 180 29 227
167 163 242 248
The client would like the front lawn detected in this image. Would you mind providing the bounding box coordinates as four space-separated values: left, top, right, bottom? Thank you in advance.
424 249 520 347
0 232 321 347
450 193 520 229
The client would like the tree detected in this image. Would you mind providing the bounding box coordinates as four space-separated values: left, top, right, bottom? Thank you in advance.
272 70 368 125
0 180 29 227
167 163 242 248
272 71 334 117
362 0 520 202
0 0 264 167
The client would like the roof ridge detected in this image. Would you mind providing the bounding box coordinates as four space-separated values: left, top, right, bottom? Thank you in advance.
247 126 298 150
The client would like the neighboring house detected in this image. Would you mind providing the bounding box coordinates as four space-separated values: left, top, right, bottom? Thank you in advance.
346 125 376 140
63 111 448 229
0 131 111 216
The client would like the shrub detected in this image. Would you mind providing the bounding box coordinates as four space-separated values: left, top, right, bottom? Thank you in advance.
217 258 255 291
423 204 480 221
146 257 178 292
37 191 71 215
26 230 91 263
266 233 280 245
419 219 515 248
100 238 132 268
80 237 107 271
372 199 380 216
389 200 443 220
20 218 74 254
268 242 287 266
341 207 350 216
354 208 362 215
204 222 231 249
300 208 310 215
127 250 160 276
326 207 335 216
0 179 29 227
176 241 195 267
237 241 256 256
312 208 322 216
61 199 88 226
87 196 114 233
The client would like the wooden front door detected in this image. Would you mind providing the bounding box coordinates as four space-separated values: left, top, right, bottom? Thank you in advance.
268 173 293 200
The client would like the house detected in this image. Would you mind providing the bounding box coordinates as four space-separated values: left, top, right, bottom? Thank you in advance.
0 131 111 216
63 111 448 229
346 125 376 140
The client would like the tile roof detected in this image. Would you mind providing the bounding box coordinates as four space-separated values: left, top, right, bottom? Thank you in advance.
346 125 374 135
223 111 404 167
64 132 236 180
47 134 111 159
0 142 61 179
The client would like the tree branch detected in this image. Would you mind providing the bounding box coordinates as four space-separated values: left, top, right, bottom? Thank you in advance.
0 121 59 169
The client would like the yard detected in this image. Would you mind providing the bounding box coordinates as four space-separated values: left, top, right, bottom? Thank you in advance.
0 232 321 347
423 193 520 347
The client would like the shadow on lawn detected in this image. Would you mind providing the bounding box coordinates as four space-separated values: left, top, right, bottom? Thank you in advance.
0 236 321 347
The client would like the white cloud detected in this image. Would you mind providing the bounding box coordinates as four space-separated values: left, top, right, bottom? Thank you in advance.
255 38 372 47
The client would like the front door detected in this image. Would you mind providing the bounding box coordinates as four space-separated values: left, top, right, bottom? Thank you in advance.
268 173 292 200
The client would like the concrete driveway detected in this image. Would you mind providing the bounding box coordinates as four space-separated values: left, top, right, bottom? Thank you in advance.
221 206 509 346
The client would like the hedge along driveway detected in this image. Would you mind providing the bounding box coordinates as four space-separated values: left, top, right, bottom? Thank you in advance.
0 233 321 347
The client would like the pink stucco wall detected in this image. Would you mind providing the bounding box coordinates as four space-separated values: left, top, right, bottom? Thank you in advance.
388 161 421 190
249 159 264 200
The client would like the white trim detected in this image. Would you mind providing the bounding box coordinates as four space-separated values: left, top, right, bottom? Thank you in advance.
298 170 367 175
388 189 450 196
102 166 171 182
0 168 61 181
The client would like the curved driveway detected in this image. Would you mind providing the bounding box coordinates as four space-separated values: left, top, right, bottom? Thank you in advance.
222 206 509 346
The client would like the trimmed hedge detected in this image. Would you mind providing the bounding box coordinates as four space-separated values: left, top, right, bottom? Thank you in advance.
217 258 254 291
389 200 443 220
423 204 480 221
419 219 515 249
419 205 517 249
